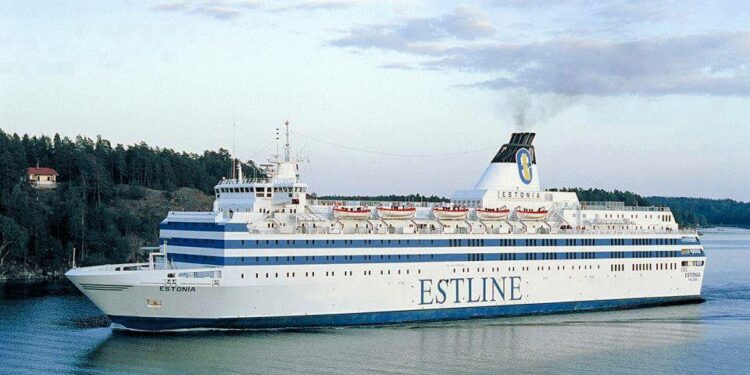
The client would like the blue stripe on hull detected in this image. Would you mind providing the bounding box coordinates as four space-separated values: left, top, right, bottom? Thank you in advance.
166 250 702 267
109 295 704 332
160 236 692 249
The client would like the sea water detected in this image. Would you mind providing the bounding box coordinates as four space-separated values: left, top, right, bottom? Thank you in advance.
1 230 748 374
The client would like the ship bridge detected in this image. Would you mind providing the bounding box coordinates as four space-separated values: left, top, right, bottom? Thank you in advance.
213 121 308 215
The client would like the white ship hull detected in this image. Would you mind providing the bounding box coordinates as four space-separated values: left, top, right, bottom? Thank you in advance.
67 235 705 331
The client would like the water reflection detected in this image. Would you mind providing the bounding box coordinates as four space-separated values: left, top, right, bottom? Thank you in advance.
79 304 708 375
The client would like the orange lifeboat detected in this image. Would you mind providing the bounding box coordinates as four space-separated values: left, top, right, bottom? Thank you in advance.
433 206 469 220
377 205 417 219
332 206 371 220
516 207 549 221
476 206 511 220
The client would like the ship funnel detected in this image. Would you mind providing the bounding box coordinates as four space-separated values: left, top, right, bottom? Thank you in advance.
489 132 536 164
474 132 540 191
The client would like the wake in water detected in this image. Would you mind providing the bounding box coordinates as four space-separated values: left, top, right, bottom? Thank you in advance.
703 283 750 301
66 314 111 329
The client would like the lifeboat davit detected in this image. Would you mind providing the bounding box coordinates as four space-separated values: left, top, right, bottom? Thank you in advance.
377 205 416 219
433 206 469 220
476 206 511 220
333 206 371 220
516 207 549 221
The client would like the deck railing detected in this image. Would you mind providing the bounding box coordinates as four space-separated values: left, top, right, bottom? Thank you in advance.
579 201 671 212
250 226 697 236
217 177 272 185
311 199 441 208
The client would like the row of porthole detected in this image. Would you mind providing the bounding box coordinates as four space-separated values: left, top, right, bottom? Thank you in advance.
240 254 435 263
611 263 679 272
189 251 690 268
237 261 684 279
634 263 679 271
455 267 517 273
211 238 684 247
536 265 599 271
456 264 603 273
237 254 437 263
241 268 425 279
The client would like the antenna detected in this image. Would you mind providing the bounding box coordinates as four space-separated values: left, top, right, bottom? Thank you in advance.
234 120 242 182
275 127 280 161
232 121 236 179
284 121 290 162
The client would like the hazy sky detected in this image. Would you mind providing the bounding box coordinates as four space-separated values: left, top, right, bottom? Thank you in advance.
2 1 749 200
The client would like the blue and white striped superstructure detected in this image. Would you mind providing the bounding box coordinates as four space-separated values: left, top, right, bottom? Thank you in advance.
66 128 705 331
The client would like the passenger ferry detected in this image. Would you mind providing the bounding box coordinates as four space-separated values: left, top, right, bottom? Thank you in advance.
66 126 706 331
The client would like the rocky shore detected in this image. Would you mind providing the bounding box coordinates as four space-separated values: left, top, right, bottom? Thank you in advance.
0 261 68 282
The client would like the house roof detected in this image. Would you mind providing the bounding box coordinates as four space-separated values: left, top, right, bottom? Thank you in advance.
27 167 58 176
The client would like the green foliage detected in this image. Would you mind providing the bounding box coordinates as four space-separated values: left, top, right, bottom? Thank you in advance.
0 128 257 275
0 214 29 268
647 197 750 228
551 188 748 228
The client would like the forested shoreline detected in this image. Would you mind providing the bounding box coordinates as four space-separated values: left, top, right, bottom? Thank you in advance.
1 129 748 282
0 129 260 281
